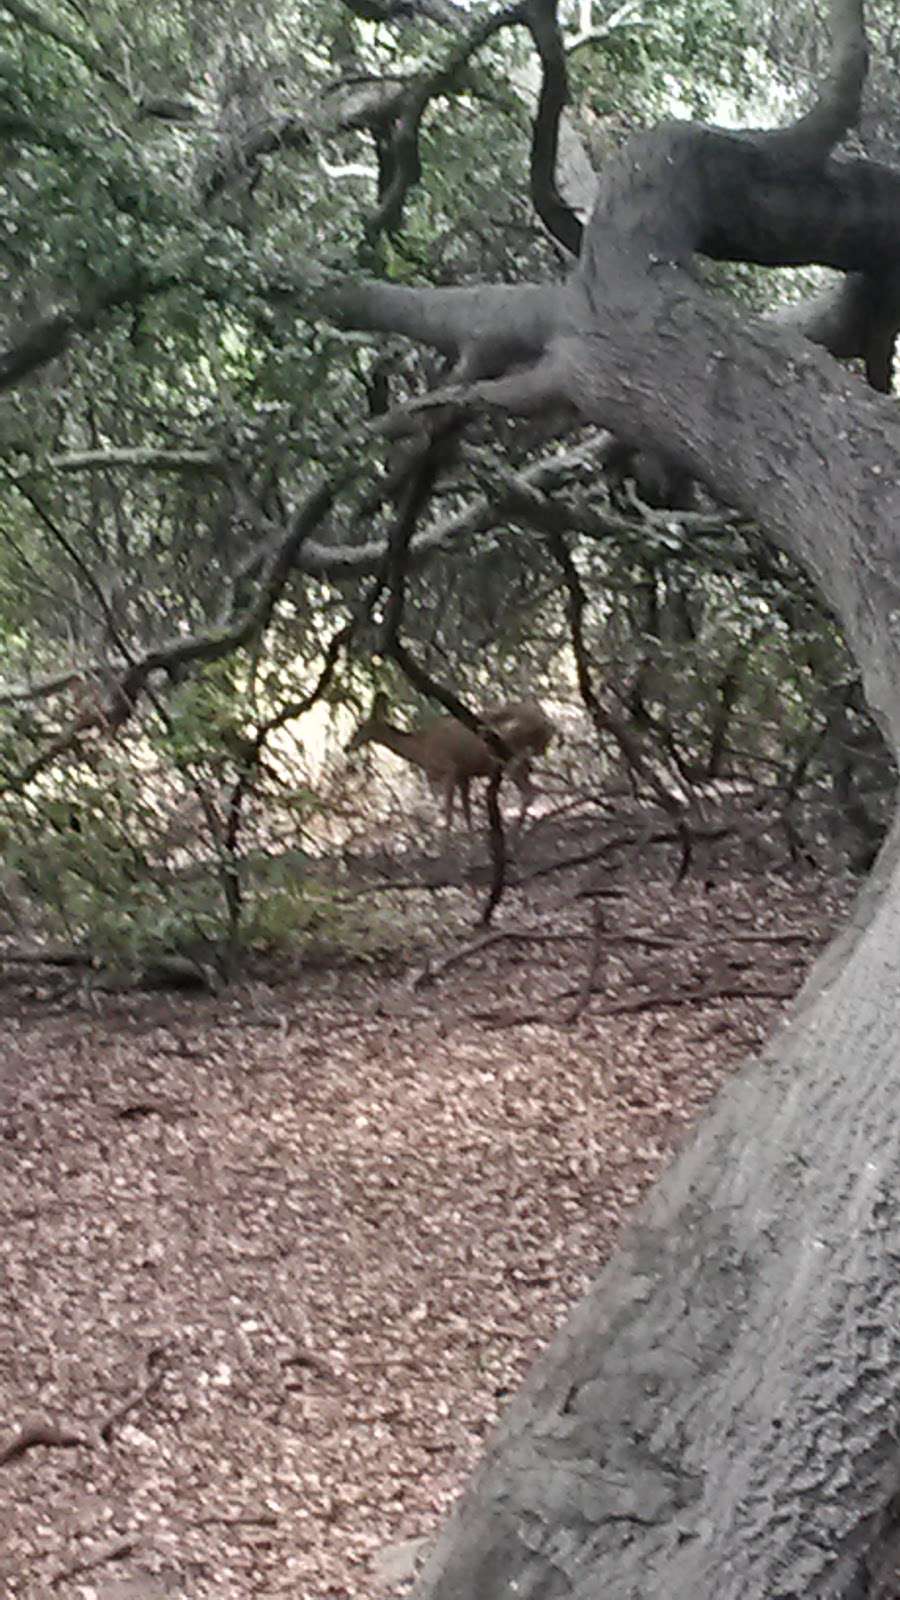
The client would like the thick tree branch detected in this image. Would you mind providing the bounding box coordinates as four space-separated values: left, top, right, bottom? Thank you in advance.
312 8 900 732
774 269 900 391
773 0 867 161
314 125 900 359
9 138 900 401
317 273 566 371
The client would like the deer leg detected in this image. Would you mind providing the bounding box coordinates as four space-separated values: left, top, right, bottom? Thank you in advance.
509 756 535 837
458 776 473 831
442 773 456 837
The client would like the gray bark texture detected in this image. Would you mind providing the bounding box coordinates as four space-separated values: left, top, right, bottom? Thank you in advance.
315 2 900 1594
410 814 900 1599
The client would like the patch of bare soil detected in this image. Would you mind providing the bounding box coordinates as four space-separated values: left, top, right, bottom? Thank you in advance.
0 856 853 1598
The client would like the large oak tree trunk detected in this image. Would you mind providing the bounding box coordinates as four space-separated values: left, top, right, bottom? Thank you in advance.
413 811 900 1597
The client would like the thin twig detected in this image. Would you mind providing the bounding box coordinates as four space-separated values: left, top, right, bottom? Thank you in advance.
564 896 608 1023
0 1419 88 1467
48 1533 141 1588
473 982 796 1028
98 1346 167 1444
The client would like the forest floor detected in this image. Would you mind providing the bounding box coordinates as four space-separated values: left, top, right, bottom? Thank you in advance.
0 811 855 1599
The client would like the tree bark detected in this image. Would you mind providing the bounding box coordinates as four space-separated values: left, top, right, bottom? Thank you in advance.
412 810 900 1599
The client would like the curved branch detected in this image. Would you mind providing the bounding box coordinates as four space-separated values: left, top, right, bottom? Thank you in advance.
316 116 900 349
547 526 688 823
0 447 600 735
362 0 525 244
222 620 353 939
564 0 648 57
323 234 900 740
203 121 313 202
1 473 342 792
523 0 583 255
203 79 408 200
297 443 593 575
774 0 868 163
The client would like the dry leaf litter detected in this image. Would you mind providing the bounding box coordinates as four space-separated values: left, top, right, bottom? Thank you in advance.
0 865 852 1598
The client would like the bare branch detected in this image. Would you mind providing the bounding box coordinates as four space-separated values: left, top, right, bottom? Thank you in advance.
162 441 603 588
565 0 649 57
546 523 694 885
46 447 226 474
47 1534 141 1589
523 0 583 255
0 1417 87 1466
772 269 900 392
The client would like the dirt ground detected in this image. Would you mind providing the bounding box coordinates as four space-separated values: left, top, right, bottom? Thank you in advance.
0 833 853 1599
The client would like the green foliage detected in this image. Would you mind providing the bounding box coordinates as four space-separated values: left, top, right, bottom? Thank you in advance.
0 767 439 974
572 0 758 125
242 856 442 961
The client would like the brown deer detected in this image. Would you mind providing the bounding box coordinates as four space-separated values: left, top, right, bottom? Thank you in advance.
346 692 555 834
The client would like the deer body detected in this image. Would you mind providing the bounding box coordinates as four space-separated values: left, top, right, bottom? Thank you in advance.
347 693 555 834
